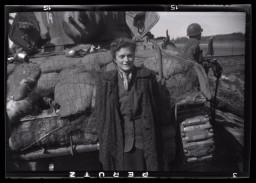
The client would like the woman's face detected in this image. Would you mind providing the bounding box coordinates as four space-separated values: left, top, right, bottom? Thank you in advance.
114 47 135 72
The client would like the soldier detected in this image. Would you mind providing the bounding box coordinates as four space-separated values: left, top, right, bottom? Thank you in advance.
182 23 203 64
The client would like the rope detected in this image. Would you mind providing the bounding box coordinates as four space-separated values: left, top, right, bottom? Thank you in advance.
161 49 193 63
150 40 163 82
69 132 74 156
20 124 66 152
24 82 33 91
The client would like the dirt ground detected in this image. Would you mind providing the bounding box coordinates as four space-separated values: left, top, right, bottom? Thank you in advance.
208 56 245 111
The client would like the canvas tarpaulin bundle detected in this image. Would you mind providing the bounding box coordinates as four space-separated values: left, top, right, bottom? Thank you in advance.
6 63 41 102
7 63 16 75
30 51 113 74
79 51 113 70
35 72 59 97
7 99 34 125
134 47 210 108
9 111 98 152
6 94 53 125
54 67 98 117
35 55 82 74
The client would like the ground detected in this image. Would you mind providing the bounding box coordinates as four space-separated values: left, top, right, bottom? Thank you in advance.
208 56 245 111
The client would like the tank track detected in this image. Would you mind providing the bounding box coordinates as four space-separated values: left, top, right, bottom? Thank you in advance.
175 94 215 164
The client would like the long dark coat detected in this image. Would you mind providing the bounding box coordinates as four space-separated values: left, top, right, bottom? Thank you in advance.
96 66 163 171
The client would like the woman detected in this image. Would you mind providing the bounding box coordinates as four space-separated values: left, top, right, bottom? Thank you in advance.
96 38 163 171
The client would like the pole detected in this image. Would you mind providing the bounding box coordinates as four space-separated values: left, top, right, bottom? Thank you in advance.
212 76 220 123
232 39 233 55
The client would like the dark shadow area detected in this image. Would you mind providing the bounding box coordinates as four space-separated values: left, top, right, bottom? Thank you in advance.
6 151 101 173
53 151 101 171
168 121 243 174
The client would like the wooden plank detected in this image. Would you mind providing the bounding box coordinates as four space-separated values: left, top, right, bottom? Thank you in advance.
13 144 99 161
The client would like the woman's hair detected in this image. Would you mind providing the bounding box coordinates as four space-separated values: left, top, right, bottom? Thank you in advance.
109 38 136 58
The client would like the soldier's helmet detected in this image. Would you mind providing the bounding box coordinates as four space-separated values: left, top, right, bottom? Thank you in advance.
187 23 203 37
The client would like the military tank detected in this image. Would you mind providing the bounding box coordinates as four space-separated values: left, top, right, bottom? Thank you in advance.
6 11 244 175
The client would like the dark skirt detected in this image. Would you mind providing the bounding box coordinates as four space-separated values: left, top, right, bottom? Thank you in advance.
123 147 146 171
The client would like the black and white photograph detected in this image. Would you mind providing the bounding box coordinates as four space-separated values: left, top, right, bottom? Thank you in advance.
4 4 251 179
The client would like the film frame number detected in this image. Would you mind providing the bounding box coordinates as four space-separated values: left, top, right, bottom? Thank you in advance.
43 5 51 11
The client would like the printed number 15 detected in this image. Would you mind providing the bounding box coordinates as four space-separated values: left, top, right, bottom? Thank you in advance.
44 5 51 11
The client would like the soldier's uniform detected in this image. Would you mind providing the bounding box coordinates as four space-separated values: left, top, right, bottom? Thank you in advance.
182 38 202 64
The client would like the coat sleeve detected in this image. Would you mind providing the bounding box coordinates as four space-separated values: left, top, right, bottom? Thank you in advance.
150 72 163 125
95 74 106 138
149 72 166 170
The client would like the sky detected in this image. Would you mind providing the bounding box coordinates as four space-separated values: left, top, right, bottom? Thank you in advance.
150 12 246 39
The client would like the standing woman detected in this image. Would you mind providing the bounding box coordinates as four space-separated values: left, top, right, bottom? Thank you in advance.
96 38 163 171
